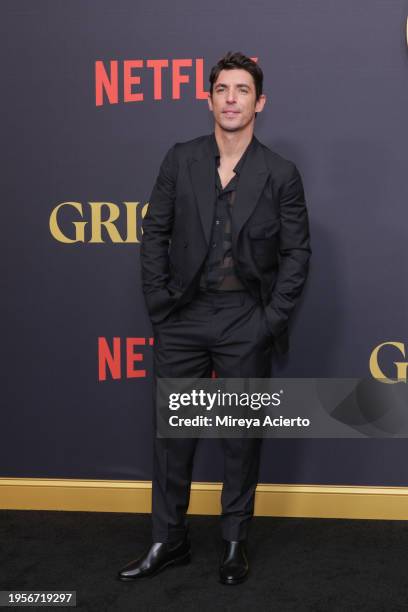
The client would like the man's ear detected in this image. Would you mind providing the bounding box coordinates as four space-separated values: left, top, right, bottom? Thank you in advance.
255 94 267 114
207 93 213 112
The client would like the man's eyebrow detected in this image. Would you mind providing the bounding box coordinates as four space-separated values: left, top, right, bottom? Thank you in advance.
215 83 251 88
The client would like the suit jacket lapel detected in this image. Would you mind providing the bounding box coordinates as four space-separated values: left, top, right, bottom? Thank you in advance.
231 135 270 242
188 133 270 247
188 140 215 246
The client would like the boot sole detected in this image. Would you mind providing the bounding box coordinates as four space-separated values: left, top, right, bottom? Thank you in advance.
118 551 191 581
219 573 248 585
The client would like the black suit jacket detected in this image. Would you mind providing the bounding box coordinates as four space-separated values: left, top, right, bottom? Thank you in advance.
140 132 311 355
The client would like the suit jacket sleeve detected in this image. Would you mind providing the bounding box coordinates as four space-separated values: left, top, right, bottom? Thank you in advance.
140 144 177 319
264 162 311 338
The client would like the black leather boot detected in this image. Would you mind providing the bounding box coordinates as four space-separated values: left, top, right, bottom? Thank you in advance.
219 540 249 585
117 535 191 580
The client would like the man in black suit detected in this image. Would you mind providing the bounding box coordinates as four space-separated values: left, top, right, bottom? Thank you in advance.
118 51 311 585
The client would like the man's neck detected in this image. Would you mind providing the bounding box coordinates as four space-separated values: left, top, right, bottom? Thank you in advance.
214 125 254 162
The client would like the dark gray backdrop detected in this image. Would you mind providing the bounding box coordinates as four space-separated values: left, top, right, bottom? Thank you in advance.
2 0 408 485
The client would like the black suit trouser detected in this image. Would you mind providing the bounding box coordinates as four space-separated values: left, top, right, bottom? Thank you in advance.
151 289 273 543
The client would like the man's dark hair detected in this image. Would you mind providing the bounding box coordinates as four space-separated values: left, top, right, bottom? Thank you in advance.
208 51 263 100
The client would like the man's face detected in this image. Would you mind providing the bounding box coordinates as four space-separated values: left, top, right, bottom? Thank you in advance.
207 68 266 132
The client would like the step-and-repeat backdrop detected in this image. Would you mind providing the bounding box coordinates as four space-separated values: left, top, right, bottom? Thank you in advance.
2 0 408 485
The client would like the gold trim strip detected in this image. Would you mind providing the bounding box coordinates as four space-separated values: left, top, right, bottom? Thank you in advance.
1 479 408 520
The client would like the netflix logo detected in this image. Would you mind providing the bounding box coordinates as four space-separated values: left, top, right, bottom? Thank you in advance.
98 336 217 380
95 56 258 106
98 336 154 381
